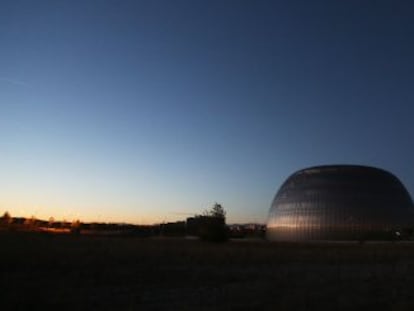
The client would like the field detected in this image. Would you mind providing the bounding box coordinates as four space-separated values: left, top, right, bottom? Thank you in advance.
2 233 414 310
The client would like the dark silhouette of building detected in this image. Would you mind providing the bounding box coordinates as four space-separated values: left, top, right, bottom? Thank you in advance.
186 216 228 242
266 165 414 241
160 221 186 237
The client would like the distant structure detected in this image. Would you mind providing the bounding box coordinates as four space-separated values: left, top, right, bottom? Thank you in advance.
266 165 414 241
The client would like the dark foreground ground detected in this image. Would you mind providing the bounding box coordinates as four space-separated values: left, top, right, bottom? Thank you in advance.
2 233 414 310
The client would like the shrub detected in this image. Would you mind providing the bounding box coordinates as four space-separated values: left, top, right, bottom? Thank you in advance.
198 203 228 243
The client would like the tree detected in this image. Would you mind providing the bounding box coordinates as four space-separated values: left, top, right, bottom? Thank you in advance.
199 203 228 242
1 211 12 227
204 202 226 219
71 219 81 235
210 203 226 219
48 217 55 227
24 215 37 228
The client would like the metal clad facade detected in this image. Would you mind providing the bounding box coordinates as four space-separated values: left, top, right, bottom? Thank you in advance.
266 165 414 241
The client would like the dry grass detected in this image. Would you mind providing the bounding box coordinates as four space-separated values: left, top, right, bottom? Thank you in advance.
2 232 414 310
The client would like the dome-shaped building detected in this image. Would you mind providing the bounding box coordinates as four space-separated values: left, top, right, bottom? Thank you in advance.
266 165 414 241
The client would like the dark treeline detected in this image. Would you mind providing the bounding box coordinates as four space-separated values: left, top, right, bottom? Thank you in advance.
0 211 265 240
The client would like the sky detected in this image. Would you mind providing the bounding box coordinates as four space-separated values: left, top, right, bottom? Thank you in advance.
1 0 414 224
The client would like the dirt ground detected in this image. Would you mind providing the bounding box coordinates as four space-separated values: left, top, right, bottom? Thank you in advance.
2 232 414 310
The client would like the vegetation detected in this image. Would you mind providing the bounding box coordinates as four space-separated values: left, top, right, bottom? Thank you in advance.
198 203 228 242
0 207 269 241
2 232 414 309
0 211 12 226
203 202 226 219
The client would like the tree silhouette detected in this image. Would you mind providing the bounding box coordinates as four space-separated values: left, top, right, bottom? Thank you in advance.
199 203 228 242
71 219 81 235
48 217 55 227
210 203 226 219
1 211 12 227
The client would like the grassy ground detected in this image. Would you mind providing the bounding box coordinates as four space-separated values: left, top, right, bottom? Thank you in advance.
2 232 414 310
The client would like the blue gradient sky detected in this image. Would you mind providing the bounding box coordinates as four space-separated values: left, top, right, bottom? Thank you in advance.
1 1 414 224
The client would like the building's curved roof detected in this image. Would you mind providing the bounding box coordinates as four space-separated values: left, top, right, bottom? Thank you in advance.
267 165 414 241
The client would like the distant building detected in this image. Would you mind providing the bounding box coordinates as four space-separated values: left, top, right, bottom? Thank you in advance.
186 216 224 236
160 221 186 236
266 165 414 241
